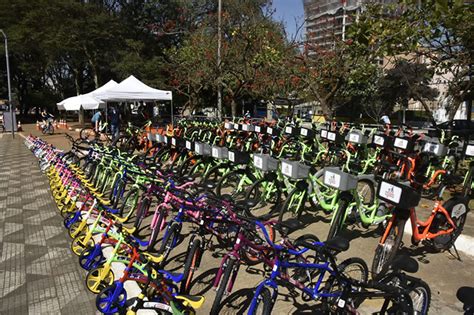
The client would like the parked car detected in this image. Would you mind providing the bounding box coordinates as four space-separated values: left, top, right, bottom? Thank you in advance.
428 119 474 138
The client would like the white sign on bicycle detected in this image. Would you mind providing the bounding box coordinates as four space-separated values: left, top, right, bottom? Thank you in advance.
324 171 341 189
212 148 219 158
394 138 408 149
373 135 384 146
228 151 235 162
285 126 293 134
466 145 474 157
379 181 402 204
255 126 261 133
349 133 360 143
267 127 273 135
254 156 263 169
301 128 308 136
281 162 293 177
327 132 336 141
186 141 192 150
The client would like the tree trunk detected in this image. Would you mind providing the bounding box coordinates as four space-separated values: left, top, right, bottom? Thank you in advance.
231 99 237 118
266 101 273 120
447 98 463 122
73 72 84 125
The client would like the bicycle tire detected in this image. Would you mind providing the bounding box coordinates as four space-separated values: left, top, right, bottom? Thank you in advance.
147 208 166 252
178 155 200 177
180 237 202 294
371 217 406 276
327 198 349 241
80 128 97 141
216 169 255 200
408 278 431 315
211 257 238 315
357 179 375 205
96 282 127 314
249 286 273 315
245 178 281 220
321 257 369 312
86 265 114 294
119 187 140 219
158 222 181 263
278 187 307 223
71 234 95 256
134 196 151 230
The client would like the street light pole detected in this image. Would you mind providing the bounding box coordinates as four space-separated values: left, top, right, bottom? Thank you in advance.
0 29 14 138
217 0 222 120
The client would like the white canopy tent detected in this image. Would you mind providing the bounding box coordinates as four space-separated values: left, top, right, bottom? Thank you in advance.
85 80 118 109
99 75 172 102
57 94 104 111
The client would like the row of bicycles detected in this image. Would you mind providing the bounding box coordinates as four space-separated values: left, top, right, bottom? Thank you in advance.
24 116 474 314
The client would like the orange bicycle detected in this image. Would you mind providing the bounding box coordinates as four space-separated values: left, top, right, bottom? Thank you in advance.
372 174 469 275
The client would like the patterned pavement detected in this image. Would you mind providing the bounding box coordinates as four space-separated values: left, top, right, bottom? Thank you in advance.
0 135 96 314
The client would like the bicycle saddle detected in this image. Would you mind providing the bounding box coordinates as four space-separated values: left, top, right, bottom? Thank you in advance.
274 218 302 234
175 295 205 309
324 236 349 252
390 255 418 273
160 270 184 283
457 287 474 308
443 174 464 187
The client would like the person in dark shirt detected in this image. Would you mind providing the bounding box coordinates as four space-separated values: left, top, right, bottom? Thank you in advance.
109 106 120 140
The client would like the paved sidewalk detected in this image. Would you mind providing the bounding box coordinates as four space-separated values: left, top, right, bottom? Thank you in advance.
0 135 96 314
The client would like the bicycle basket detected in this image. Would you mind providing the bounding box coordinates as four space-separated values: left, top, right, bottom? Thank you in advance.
465 143 474 157
228 150 250 164
194 142 211 156
323 167 358 191
284 126 300 136
377 180 420 209
281 159 310 179
300 127 314 138
422 142 447 157
185 140 194 151
253 153 278 171
326 131 344 144
346 130 368 145
224 122 234 130
393 137 415 152
241 124 255 132
211 145 228 159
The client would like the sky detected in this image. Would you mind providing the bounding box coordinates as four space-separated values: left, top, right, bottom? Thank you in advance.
271 0 305 41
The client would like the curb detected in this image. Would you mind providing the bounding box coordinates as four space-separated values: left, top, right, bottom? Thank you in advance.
404 222 474 257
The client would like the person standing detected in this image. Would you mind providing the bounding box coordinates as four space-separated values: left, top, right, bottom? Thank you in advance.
91 110 103 132
109 106 120 140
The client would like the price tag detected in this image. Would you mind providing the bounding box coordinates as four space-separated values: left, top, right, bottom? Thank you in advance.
285 126 292 134
394 138 408 149
228 151 235 162
186 141 192 150
327 132 336 141
301 128 308 136
254 156 263 169
465 145 474 157
349 133 360 143
324 171 341 189
255 126 261 133
212 147 219 158
379 181 402 204
281 161 293 177
267 127 273 135
373 135 384 146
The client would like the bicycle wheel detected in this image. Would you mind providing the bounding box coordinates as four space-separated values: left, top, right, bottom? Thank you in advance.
71 234 95 256
327 199 349 241
80 128 97 141
245 178 281 220
119 187 140 219
147 208 166 252
371 217 406 276
432 197 469 251
321 257 369 312
202 164 227 185
278 187 307 223
96 283 127 314
158 222 181 263
178 155 200 177
249 287 273 315
86 265 114 293
180 237 202 294
48 125 54 135
134 196 151 230
357 179 375 205
211 257 239 315
216 169 255 201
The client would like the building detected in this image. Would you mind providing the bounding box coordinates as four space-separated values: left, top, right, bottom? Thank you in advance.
303 0 397 51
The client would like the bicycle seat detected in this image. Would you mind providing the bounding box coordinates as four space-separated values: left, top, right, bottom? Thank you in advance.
160 270 184 283
457 286 474 306
175 295 205 309
381 161 399 172
143 252 164 264
275 218 302 233
390 255 418 273
324 236 349 252
122 226 136 235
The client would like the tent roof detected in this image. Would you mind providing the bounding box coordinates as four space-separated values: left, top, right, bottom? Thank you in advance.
99 75 172 101
87 80 118 99
57 94 105 111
